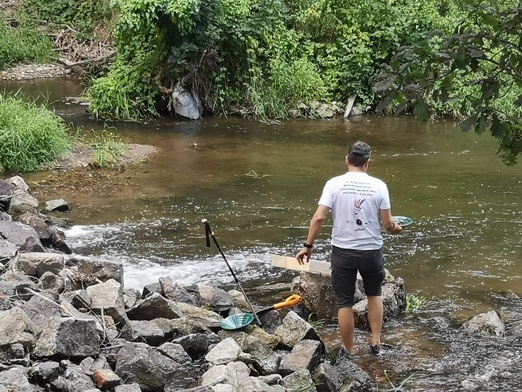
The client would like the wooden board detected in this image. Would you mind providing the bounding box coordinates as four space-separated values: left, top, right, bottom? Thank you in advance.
271 255 331 276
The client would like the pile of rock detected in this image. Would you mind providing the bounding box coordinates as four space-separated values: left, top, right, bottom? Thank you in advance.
0 176 405 392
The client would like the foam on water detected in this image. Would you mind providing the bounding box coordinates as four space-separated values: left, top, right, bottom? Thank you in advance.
63 224 290 292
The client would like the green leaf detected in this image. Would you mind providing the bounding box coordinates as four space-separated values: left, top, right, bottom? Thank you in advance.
491 116 506 139
413 97 430 122
460 112 478 132
476 114 489 134
373 75 396 92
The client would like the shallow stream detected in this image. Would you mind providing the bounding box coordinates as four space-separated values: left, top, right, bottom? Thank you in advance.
2 77 521 390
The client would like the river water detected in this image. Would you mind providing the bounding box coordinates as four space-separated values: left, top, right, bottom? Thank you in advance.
2 77 521 390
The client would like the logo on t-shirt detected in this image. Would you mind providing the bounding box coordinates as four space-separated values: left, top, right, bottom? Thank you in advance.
354 199 366 215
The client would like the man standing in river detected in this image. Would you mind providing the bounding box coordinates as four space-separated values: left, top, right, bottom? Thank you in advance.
296 141 402 356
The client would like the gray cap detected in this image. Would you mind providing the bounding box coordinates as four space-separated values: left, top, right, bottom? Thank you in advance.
348 141 371 158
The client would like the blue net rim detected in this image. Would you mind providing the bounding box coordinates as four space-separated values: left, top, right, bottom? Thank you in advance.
220 313 255 330
392 216 414 227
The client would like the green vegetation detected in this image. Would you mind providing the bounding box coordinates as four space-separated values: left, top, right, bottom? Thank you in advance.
385 369 418 391
0 17 55 69
373 0 522 165
20 0 114 41
405 294 429 313
90 131 127 168
0 92 129 172
0 92 70 172
2 0 521 165
82 0 467 121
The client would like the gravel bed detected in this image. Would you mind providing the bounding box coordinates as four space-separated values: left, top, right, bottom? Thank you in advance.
0 63 72 81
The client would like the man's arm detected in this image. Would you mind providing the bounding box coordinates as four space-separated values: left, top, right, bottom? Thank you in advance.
380 208 402 234
296 205 330 264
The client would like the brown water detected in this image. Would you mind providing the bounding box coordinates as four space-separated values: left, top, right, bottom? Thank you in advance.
2 77 522 390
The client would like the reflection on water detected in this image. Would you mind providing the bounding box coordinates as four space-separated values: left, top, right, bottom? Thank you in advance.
2 77 522 390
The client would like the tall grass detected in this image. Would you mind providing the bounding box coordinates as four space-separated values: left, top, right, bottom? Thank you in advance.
0 92 71 172
69 126 129 168
247 58 328 120
0 18 56 70
90 132 127 168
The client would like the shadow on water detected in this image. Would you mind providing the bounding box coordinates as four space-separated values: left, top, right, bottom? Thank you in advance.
2 77 522 390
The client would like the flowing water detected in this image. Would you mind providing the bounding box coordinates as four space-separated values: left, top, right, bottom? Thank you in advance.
2 77 522 390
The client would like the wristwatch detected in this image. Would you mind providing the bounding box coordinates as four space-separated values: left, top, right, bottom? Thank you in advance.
303 242 313 249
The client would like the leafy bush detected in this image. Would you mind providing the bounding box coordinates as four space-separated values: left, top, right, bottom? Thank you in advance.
86 62 160 121
0 18 55 69
0 92 70 172
247 57 328 119
20 0 114 39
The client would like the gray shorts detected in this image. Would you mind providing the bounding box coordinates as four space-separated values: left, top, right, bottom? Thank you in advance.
330 246 385 308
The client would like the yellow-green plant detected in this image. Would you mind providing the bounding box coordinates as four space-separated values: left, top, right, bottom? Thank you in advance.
0 92 70 172
405 294 429 313
90 132 127 168
0 17 55 69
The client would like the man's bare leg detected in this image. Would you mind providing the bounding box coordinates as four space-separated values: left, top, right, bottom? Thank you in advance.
338 307 355 354
367 295 383 346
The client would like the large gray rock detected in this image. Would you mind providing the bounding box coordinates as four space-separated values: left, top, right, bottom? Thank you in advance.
44 199 69 212
282 369 316 392
312 358 376 392
86 279 131 335
16 212 53 245
51 361 96 391
205 337 242 365
157 342 192 365
75 256 124 285
0 367 33 392
127 292 182 321
201 361 250 388
463 310 505 336
29 361 61 385
8 189 39 216
5 176 29 192
20 293 61 329
159 276 200 305
279 339 323 376
172 333 212 360
16 252 64 278
33 317 100 358
0 238 17 264
273 311 321 349
0 220 42 248
198 284 234 313
115 384 143 392
129 320 165 346
113 340 195 391
297 272 337 319
0 179 16 207
0 307 38 349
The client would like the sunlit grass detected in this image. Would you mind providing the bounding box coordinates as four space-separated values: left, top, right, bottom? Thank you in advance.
0 91 70 172
71 127 128 168
405 294 430 313
0 17 55 69
91 132 127 167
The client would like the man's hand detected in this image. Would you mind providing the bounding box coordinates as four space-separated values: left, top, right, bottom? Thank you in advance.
391 222 403 234
296 248 312 265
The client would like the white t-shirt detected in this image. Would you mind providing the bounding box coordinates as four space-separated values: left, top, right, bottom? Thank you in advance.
318 172 391 250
